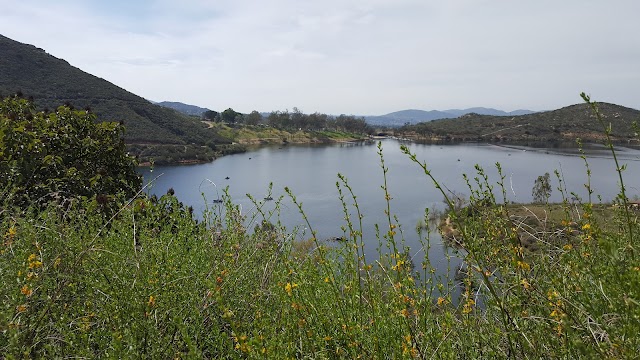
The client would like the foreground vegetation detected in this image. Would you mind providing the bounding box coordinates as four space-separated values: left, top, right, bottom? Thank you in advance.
1 95 639 358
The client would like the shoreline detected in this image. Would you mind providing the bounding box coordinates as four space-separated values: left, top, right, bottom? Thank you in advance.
136 135 640 167
136 134 372 167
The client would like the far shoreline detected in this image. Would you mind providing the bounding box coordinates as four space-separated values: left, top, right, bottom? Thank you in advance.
135 133 373 167
135 135 640 167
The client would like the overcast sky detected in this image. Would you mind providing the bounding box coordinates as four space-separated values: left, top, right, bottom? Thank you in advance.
1 0 639 115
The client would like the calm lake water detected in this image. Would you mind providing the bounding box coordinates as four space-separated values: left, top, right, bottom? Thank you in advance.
139 139 640 285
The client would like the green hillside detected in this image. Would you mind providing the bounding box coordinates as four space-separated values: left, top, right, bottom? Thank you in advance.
0 34 234 163
401 102 640 144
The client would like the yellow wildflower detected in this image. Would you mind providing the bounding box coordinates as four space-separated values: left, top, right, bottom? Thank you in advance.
399 308 409 318
7 226 17 239
582 223 591 230
147 295 156 307
437 297 447 306
550 309 563 318
402 343 411 356
513 246 524 257
516 261 530 271
563 244 573 251
462 299 475 314
392 260 405 271
411 347 418 358
284 282 298 296
16 304 27 313
520 278 531 290
21 284 32 297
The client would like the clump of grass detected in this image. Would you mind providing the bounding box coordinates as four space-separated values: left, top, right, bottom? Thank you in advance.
1 96 639 358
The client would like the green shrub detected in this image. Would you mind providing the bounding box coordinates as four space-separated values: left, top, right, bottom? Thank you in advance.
0 95 141 209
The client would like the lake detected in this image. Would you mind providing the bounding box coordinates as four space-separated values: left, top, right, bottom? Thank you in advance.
139 139 640 286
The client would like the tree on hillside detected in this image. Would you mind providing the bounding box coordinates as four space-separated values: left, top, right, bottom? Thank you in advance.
245 111 263 126
290 107 306 129
267 110 290 129
202 110 219 122
307 112 328 130
0 95 142 209
221 108 241 124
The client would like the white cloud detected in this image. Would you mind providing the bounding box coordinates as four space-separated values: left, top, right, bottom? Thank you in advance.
1 0 639 114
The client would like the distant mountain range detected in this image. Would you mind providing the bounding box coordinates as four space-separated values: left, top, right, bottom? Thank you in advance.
156 101 211 116
364 108 535 127
156 101 536 127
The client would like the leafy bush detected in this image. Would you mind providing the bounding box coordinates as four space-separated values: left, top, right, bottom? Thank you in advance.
0 95 141 209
